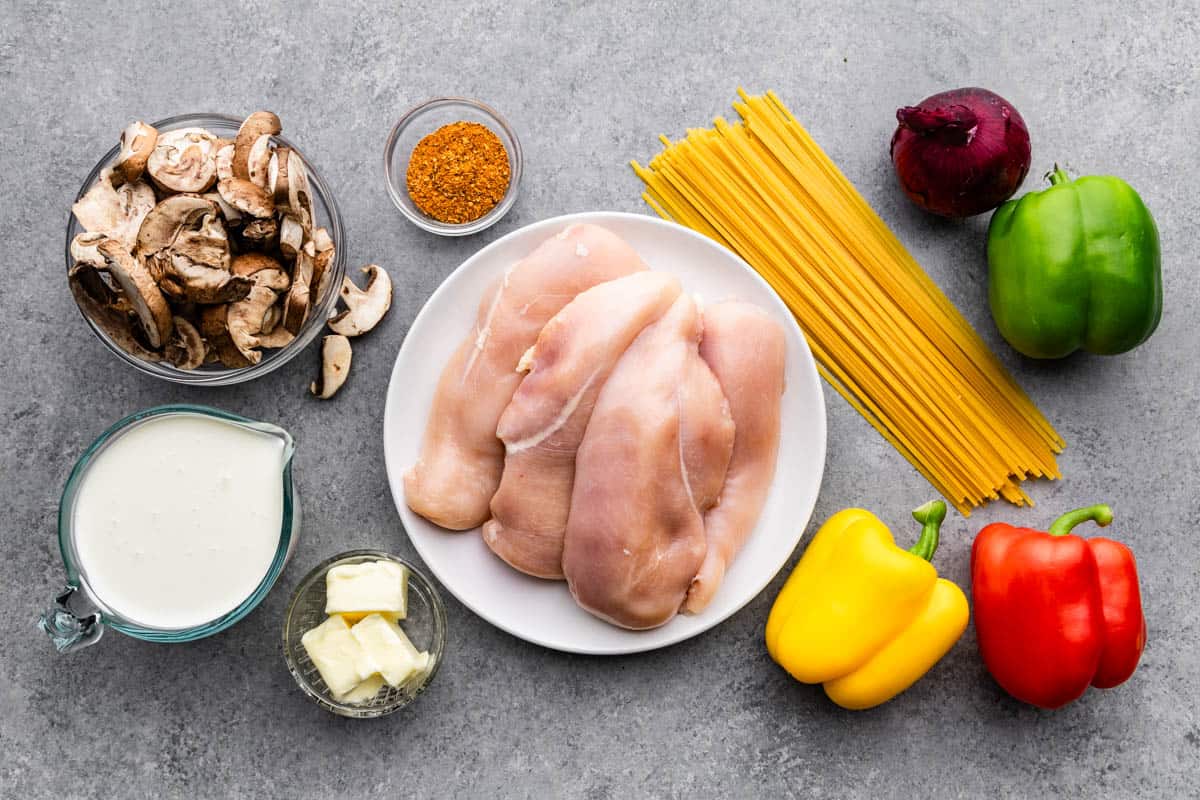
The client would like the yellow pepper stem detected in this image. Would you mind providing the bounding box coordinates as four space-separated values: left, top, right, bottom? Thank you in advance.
908 500 947 562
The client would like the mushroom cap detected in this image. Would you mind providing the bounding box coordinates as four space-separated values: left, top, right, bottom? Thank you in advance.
147 128 220 194
327 264 393 337
113 121 158 186
218 178 274 218
310 334 352 399
246 135 273 188
269 148 314 228
233 111 281 180
97 238 173 349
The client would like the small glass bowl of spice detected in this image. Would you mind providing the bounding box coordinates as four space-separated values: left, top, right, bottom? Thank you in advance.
384 97 522 236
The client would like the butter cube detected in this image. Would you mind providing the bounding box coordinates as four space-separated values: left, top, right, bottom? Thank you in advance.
340 673 384 705
350 613 430 688
300 615 378 699
325 560 408 622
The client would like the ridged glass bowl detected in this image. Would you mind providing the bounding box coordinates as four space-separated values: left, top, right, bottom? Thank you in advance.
383 97 522 236
64 112 346 386
282 550 446 718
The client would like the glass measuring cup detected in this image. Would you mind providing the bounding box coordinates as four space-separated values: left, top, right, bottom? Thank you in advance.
39 405 299 653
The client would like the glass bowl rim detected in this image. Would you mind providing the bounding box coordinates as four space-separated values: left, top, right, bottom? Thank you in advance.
282 548 447 718
56 404 297 641
64 112 347 386
383 96 523 237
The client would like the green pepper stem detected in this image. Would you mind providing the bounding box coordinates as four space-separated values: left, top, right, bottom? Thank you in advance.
1048 504 1114 537
1046 164 1071 186
908 500 947 562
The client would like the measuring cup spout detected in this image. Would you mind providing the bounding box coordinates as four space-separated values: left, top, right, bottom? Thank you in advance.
38 585 103 653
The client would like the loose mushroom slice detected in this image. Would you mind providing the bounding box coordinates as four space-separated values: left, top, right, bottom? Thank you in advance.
96 239 173 349
310 335 352 399
113 121 158 185
147 128 220 194
233 111 281 180
282 241 315 333
278 215 304 261
200 304 252 368
218 178 274 218
70 232 109 268
164 316 206 370
327 265 392 337
69 262 162 362
71 171 156 250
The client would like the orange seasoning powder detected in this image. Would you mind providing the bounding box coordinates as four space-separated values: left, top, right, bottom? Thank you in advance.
406 122 511 224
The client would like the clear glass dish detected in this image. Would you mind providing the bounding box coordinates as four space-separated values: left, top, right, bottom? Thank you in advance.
38 405 299 653
283 550 446 718
383 97 522 236
64 113 347 386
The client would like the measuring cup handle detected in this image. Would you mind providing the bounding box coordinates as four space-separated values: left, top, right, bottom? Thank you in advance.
38 585 103 653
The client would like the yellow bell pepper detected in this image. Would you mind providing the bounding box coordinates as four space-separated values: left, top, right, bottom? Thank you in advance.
765 501 969 710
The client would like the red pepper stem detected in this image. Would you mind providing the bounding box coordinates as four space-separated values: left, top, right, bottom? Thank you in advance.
1046 164 1071 186
1047 504 1114 537
908 500 947 562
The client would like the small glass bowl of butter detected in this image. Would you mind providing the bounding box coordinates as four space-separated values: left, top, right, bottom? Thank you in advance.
283 550 446 718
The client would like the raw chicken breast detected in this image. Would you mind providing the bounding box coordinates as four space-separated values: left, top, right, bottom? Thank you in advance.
563 295 735 629
484 272 683 578
684 301 786 614
404 224 646 530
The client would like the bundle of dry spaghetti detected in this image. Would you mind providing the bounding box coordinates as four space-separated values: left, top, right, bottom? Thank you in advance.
631 89 1064 515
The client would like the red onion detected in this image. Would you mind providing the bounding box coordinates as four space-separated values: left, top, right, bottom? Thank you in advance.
890 87 1031 218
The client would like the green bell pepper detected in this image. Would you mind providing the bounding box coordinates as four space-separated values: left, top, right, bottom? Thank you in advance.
987 167 1162 358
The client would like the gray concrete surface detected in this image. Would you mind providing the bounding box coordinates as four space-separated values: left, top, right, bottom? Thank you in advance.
2 1 1198 797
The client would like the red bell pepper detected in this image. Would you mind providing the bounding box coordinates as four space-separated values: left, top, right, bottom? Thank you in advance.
971 504 1146 709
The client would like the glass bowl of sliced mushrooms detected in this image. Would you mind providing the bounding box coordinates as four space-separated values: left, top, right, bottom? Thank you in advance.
65 112 347 386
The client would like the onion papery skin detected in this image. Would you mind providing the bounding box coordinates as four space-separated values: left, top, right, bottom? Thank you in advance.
890 87 1031 219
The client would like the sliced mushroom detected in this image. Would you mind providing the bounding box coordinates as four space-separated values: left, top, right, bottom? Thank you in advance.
164 316 206 369
246 135 272 188
146 128 220 193
312 227 334 253
215 143 235 183
233 111 281 180
172 208 232 270
70 232 109 268
136 193 218 255
282 241 315 333
327 265 392 337
240 217 278 249
310 335 352 399
227 283 295 363
71 170 156 250
311 245 334 305
113 121 158 185
200 304 252 368
97 239 173 349
218 178 274 218
203 190 242 226
231 253 289 290
268 147 313 226
69 262 162 362
154 253 252 304
278 215 304 260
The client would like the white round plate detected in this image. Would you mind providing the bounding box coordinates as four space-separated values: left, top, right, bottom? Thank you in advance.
383 212 826 654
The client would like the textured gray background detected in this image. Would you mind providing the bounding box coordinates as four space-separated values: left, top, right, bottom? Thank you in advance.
2 1 1197 797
